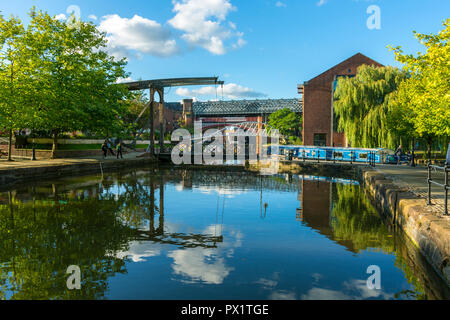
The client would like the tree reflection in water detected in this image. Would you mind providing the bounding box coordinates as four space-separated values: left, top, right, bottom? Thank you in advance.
0 169 447 300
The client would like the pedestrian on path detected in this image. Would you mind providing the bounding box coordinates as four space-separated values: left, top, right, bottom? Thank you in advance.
116 142 123 159
101 142 108 159
395 145 402 165
107 141 115 156
446 143 450 165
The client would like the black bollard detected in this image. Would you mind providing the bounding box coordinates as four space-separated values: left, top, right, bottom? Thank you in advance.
31 147 36 161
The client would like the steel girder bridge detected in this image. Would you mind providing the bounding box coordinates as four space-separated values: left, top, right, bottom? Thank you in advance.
123 77 224 154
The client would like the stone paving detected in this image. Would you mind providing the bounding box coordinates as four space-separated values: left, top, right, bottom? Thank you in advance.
0 151 146 171
375 164 448 215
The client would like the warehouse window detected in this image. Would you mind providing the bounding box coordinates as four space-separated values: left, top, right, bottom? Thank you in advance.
313 134 327 146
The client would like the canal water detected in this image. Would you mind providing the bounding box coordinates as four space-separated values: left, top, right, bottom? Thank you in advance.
0 168 448 300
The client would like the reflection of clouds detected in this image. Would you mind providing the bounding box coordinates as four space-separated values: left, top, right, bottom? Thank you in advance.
312 273 322 283
168 248 233 284
269 290 297 300
255 278 278 288
301 287 350 300
255 272 280 289
195 186 247 197
301 278 395 300
168 225 242 285
256 272 397 300
343 279 394 300
174 183 247 197
112 241 162 262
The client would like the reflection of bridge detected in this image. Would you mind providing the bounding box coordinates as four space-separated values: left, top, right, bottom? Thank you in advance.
200 121 276 136
160 170 358 193
9 169 363 253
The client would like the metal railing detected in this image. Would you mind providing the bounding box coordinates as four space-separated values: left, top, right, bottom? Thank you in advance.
427 160 449 215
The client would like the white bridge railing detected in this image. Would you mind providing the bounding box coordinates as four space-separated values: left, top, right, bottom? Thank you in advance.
193 122 279 143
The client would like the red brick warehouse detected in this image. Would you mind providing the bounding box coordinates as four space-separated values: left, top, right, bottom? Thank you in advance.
298 53 383 147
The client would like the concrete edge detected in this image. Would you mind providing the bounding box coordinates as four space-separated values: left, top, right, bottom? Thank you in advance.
0 157 157 191
357 166 450 286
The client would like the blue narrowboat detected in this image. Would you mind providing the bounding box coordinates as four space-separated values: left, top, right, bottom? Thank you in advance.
270 145 397 164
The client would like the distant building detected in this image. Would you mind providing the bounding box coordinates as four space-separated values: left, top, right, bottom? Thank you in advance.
161 98 302 131
298 53 383 147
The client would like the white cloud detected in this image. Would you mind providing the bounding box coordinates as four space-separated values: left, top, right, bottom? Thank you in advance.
169 0 243 55
175 88 192 96
116 77 135 84
275 1 287 7
176 83 267 100
88 14 98 21
98 14 179 59
232 37 247 50
317 0 327 6
55 14 67 21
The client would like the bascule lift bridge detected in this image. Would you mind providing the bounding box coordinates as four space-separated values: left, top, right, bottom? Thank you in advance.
123 77 301 155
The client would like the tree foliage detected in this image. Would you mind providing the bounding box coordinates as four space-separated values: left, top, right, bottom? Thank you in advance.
268 108 302 138
333 65 408 149
0 8 131 158
120 90 149 138
0 14 33 159
390 18 450 140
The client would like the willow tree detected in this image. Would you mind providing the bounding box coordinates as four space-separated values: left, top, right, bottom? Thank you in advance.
390 19 450 158
333 65 408 149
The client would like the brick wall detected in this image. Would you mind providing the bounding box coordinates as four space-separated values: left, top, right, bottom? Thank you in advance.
302 53 383 146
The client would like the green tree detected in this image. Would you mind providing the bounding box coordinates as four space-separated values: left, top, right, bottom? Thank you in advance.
390 19 450 158
0 191 136 299
25 9 130 158
0 14 31 160
268 108 302 140
121 90 150 139
333 65 408 149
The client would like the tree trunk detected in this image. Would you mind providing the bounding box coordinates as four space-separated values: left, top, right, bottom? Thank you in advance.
7 129 13 161
51 132 58 159
427 137 432 162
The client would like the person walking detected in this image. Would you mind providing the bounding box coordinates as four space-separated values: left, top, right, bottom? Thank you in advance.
395 145 402 165
107 141 115 156
101 142 108 159
116 142 123 159
446 143 450 165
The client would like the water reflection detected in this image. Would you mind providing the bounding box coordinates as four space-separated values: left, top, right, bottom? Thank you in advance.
299 178 393 253
0 169 448 300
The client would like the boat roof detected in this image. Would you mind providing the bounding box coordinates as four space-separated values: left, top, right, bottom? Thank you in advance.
278 145 393 151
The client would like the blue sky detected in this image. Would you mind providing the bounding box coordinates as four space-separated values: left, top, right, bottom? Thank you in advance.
1 0 449 102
